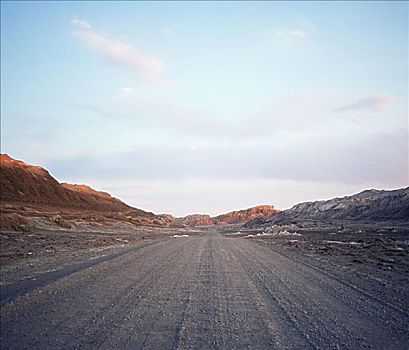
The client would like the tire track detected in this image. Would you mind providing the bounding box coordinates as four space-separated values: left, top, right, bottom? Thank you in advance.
72 238 194 349
2 230 408 350
232 238 409 349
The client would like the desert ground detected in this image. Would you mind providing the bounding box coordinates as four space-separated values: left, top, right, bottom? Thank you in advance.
1 224 408 349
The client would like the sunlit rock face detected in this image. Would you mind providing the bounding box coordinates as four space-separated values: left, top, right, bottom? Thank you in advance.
171 214 214 227
0 154 132 212
213 205 280 225
173 205 280 227
0 154 176 231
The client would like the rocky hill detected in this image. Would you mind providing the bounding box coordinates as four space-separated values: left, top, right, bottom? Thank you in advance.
213 205 279 225
61 183 114 200
0 154 169 230
246 188 409 227
0 154 136 212
173 205 279 227
171 214 213 227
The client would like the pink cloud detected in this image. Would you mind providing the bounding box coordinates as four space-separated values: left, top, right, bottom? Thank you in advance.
334 96 396 112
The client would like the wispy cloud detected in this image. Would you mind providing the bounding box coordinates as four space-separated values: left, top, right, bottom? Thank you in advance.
275 29 307 39
118 87 134 98
47 130 408 187
71 17 165 83
288 30 306 38
334 96 395 112
70 16 91 30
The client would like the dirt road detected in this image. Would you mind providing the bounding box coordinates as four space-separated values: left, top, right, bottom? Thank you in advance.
1 229 408 349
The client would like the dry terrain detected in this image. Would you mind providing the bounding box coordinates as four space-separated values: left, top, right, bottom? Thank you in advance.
1 225 408 349
1 155 408 349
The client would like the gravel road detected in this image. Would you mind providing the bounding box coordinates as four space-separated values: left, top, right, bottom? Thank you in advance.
1 229 408 349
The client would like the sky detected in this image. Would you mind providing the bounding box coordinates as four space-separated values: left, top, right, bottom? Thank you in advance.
1 1 408 216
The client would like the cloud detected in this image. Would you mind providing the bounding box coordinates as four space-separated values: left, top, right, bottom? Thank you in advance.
118 87 134 97
288 30 306 38
71 17 165 83
46 130 408 187
334 96 395 113
275 29 307 39
71 16 91 30
159 26 173 36
78 98 229 137
84 178 373 217
72 89 404 143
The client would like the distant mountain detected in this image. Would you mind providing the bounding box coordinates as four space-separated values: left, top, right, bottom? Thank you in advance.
246 188 409 227
213 205 279 225
171 214 214 227
173 205 279 227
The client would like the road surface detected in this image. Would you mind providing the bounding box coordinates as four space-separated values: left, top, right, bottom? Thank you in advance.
1 230 408 349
